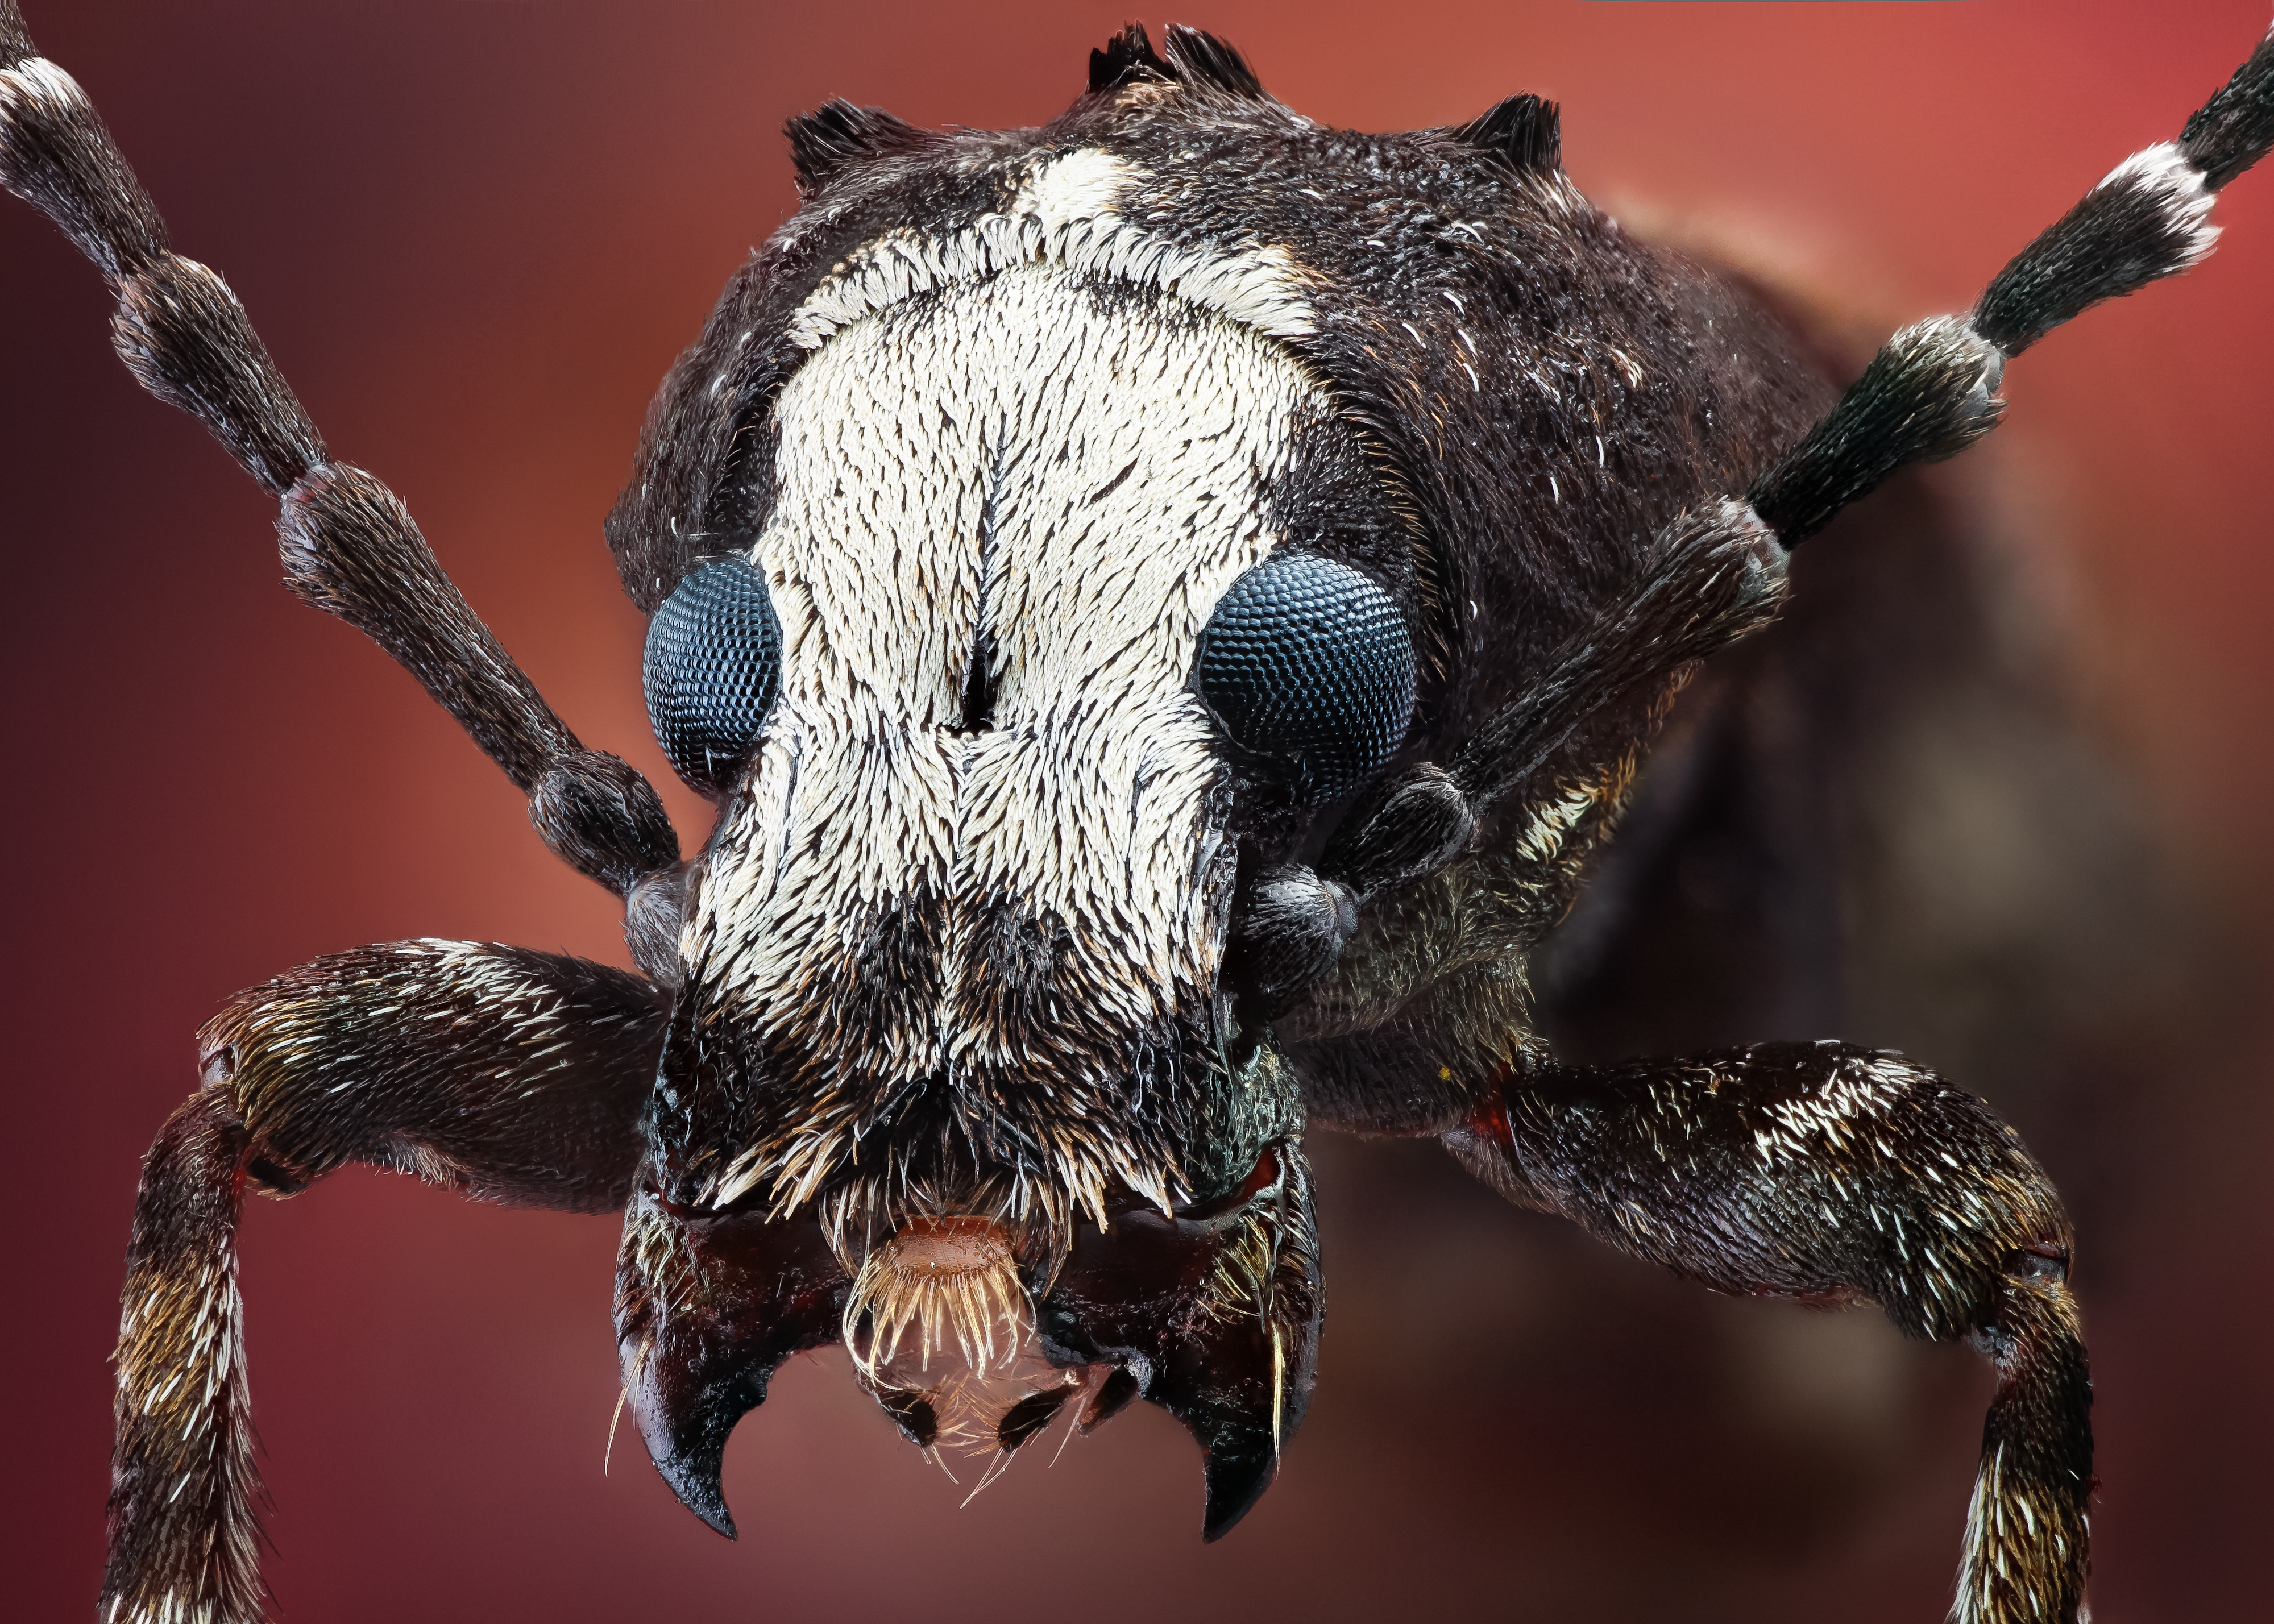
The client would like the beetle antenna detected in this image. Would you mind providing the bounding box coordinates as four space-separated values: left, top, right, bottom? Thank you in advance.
0 0 680 924
1751 20 2274 545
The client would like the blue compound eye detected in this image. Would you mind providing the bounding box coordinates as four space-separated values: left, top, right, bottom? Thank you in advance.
1194 552 1416 803
643 558 783 794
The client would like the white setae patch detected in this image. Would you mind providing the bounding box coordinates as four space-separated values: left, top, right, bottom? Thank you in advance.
690 263 1343 1212
787 148 1316 354
1012 147 1139 230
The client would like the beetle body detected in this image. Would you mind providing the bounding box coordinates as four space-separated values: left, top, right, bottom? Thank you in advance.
3 9 2269 1623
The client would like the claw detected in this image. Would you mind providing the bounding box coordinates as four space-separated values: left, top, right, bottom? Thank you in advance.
1198 1428 1279 1543
613 1194 849 1537
1158 1303 1296 1541
1038 1139 1323 1540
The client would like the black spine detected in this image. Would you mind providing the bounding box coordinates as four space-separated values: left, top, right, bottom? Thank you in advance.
1450 93 1562 173
1159 24 1266 101
1088 22 1167 94
784 99 926 196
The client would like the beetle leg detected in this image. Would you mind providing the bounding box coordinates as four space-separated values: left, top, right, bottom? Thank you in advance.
106 942 667 1624
0 12 681 921
1447 1041 2089 1624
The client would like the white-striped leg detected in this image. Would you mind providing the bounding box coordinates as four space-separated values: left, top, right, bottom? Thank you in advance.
1449 1043 2090 1624
105 942 668 1624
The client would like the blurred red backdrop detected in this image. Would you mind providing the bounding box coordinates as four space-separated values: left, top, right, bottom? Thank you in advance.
3 2 2269 1619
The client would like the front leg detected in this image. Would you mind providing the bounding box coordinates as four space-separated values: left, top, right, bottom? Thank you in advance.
107 941 668 1624
1447 1042 2088 1624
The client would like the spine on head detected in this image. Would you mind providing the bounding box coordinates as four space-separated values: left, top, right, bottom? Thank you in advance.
1447 93 1562 175
783 99 931 197
1087 22 1271 102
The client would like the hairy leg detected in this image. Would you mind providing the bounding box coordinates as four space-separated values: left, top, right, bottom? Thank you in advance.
1446 1041 2088 1624
105 942 667 1624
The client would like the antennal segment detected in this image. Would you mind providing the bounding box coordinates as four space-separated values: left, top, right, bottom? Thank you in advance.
1752 19 2274 545
0 1 681 927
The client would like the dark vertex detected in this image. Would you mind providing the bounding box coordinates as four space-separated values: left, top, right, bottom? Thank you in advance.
1160 24 1267 100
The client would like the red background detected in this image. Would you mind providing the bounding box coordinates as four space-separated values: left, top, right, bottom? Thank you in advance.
3 2 2269 1619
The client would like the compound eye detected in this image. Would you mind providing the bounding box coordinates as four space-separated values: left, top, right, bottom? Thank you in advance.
1194 552 1416 803
642 558 783 794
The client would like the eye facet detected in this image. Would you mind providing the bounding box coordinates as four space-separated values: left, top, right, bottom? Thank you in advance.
1194 552 1416 802
643 558 783 794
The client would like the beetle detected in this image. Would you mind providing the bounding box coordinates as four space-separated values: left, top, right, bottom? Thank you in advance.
4 3 2274 1619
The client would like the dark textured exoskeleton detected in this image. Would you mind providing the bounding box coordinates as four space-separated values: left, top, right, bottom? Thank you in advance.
5 9 2270 1622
